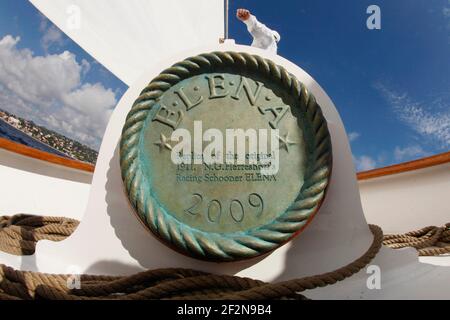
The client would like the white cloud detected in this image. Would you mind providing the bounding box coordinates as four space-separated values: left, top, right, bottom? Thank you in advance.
42 25 64 51
394 145 428 162
444 1 450 34
445 7 450 17
348 131 360 142
375 83 450 150
353 155 377 171
80 59 91 76
444 0 450 17
39 15 64 51
0 35 117 149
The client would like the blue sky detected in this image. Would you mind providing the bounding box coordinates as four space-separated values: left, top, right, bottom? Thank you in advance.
0 0 127 149
0 0 449 170
0 0 125 94
231 0 450 169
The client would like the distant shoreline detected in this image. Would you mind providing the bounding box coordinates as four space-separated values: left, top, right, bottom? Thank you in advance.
0 109 98 164
0 117 74 160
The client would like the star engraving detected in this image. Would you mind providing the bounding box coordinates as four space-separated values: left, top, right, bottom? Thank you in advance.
154 133 173 152
278 132 298 153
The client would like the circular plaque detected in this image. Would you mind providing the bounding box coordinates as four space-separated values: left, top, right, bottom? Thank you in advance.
120 51 332 262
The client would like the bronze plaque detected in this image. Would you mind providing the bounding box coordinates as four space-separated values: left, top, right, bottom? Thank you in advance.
120 51 332 262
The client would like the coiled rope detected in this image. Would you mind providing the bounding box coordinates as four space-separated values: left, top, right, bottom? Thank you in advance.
0 215 79 256
0 214 448 300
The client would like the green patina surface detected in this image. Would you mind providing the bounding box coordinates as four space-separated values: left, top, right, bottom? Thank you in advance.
120 52 332 261
142 73 308 233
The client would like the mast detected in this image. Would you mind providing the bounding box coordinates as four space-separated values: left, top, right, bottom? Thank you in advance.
224 0 229 39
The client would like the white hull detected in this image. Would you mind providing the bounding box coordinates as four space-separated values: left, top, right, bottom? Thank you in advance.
0 144 91 220
361 161 450 234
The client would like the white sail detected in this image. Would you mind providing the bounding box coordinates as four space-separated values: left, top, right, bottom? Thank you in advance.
29 0 224 85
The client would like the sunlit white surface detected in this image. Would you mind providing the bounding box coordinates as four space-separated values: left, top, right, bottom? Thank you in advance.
30 0 224 85
0 148 91 219
360 163 450 234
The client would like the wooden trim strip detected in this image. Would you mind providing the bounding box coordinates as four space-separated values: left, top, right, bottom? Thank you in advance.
1 136 449 180
0 137 94 173
357 151 450 181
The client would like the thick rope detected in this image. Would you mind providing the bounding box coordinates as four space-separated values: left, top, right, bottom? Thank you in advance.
0 214 381 300
0 215 79 256
0 214 447 300
383 223 450 256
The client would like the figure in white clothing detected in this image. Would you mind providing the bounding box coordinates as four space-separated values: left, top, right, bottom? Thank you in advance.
236 8 280 54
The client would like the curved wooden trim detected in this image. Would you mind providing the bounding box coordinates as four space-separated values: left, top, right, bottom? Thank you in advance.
0 137 94 173
357 151 450 181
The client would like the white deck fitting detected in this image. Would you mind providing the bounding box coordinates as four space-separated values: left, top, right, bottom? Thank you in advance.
1 43 448 299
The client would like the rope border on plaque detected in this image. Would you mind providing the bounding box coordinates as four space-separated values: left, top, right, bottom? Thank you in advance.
120 51 332 261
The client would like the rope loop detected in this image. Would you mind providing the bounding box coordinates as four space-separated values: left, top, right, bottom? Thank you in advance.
1 214 448 300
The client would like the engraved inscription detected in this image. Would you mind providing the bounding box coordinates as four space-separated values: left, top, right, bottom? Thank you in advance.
258 105 289 129
153 104 184 129
151 74 296 169
174 87 203 111
230 200 244 222
206 75 228 99
184 193 265 224
176 161 278 184
184 193 202 216
207 200 222 223
248 193 264 217
143 72 305 234
231 76 264 106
